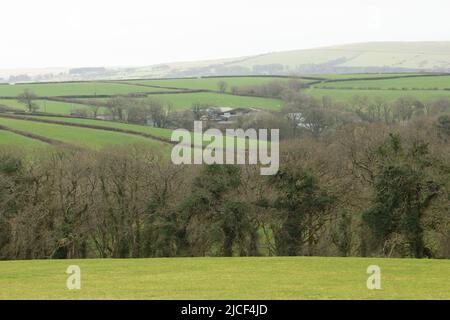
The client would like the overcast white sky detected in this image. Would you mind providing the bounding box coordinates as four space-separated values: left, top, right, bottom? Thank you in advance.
1 0 450 69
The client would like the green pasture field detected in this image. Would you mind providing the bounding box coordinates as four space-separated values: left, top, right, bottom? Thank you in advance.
0 257 448 299
315 75 450 89
28 115 174 139
16 89 283 113
140 92 282 110
0 117 170 150
308 73 425 80
306 88 450 102
0 99 105 115
122 76 303 92
1 114 262 154
24 115 262 151
0 130 48 149
0 99 25 110
35 100 107 115
76 92 282 111
0 81 175 97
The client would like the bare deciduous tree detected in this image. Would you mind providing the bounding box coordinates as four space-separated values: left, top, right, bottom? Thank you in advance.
17 89 39 113
217 80 228 93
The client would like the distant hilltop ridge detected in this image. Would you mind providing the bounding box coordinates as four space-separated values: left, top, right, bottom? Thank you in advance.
2 41 450 83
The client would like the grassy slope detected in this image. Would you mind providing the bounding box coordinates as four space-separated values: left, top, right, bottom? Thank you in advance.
0 257 448 299
0 82 175 97
225 42 450 70
64 42 450 78
0 117 169 150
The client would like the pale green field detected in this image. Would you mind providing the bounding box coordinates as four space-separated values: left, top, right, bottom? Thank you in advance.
0 82 175 97
0 117 170 150
0 257 448 300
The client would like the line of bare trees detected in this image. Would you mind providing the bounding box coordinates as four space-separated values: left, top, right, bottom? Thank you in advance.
0 107 449 260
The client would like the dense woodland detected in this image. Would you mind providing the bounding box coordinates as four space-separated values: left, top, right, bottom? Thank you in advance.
1 82 449 260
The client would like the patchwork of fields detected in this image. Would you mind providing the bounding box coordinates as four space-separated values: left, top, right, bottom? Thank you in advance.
1 74 450 151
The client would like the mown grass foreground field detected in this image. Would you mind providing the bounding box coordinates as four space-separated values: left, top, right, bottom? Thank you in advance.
0 257 448 299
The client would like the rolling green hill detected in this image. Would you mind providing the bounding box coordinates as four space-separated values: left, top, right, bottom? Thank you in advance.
5 42 450 81
126 42 450 78
229 42 450 71
87 42 450 79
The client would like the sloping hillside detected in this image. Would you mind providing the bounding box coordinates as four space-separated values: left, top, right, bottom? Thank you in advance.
2 42 450 82
150 42 450 77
